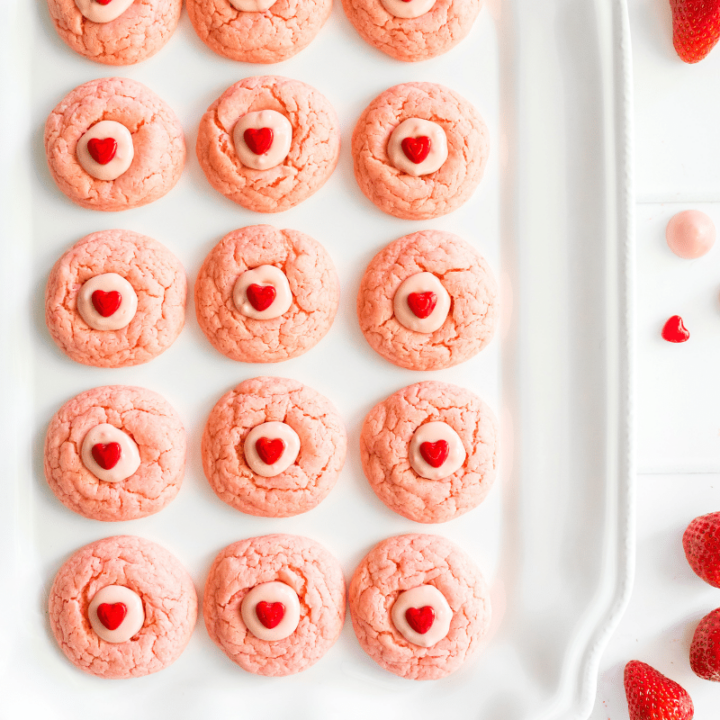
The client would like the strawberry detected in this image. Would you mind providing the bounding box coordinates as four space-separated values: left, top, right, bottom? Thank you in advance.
690 607 720 681
683 511 720 587
670 0 720 64
624 661 694 720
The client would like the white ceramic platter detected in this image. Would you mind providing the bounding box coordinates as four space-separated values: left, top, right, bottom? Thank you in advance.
0 0 634 718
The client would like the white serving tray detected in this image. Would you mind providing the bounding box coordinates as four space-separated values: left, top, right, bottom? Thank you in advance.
0 0 634 718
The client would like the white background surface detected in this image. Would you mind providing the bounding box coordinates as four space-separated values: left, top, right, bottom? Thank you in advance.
590 0 720 717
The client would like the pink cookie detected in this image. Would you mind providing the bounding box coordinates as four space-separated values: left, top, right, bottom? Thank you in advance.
341 0 481 62
196 76 340 213
360 381 497 523
47 0 182 65
202 377 346 517
187 0 331 63
48 535 197 679
357 230 497 370
203 534 345 676
45 78 185 211
44 385 186 521
348 533 491 680
45 230 186 368
352 82 488 220
195 225 340 363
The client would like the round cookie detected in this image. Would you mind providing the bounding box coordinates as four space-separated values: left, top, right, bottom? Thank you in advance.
360 381 497 523
48 535 197 679
196 76 340 213
203 534 345 676
195 225 339 363
202 377 346 517
45 78 185 211
357 230 497 370
45 230 186 368
44 385 186 521
47 0 182 66
348 533 491 680
352 82 488 220
187 0 331 63
341 0 481 62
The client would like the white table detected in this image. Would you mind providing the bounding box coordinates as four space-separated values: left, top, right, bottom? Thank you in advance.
590 1 720 716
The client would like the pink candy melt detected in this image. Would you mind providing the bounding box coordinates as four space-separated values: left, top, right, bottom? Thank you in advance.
666 210 716 259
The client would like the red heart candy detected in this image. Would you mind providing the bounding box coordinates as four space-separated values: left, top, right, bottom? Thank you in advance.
662 315 690 343
401 136 431 164
405 606 435 635
95 0 113 4
407 291 437 319
96 602 127 631
244 128 274 155
87 137 117 165
91 289 122 318
246 284 276 311
92 442 122 470
256 437 285 465
255 601 285 629
420 440 449 468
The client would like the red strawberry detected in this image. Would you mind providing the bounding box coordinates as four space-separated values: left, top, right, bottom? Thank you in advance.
670 0 720 64
683 512 720 587
624 660 694 720
690 607 720 681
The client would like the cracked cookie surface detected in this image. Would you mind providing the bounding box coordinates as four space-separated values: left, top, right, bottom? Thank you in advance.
45 230 186 368
357 230 497 370
48 535 197 678
360 381 497 523
196 76 340 213
187 0 331 63
45 77 185 211
352 82 488 220
341 0 481 61
195 225 339 362
203 534 345 676
348 533 491 680
202 376 346 517
44 385 186 521
47 0 182 65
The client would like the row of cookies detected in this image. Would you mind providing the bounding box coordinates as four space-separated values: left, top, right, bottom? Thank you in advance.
45 77 489 219
44 378 497 524
49 533 491 680
46 227 497 371
49 0 483 65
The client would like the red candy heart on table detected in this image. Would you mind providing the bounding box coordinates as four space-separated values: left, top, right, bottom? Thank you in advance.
407 291 437 319
96 602 127 631
91 290 122 318
92 442 122 470
87 137 118 165
256 437 285 465
244 128 274 155
401 136 431 164
662 315 690 343
246 284 276 311
405 606 435 635
255 601 285 629
419 440 449 468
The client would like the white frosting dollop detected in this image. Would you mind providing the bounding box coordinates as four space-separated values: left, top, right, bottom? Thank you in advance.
380 0 436 19
387 118 448 177
76 273 138 331
81 423 141 483
233 110 292 171
408 421 466 480
243 421 301 477
240 581 301 641
88 585 145 644
77 120 134 181
233 265 293 320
